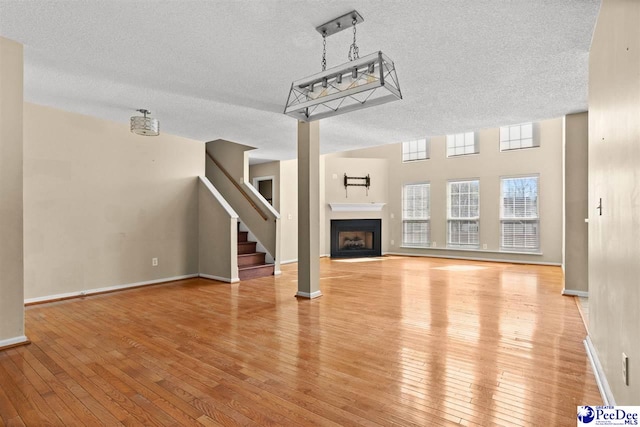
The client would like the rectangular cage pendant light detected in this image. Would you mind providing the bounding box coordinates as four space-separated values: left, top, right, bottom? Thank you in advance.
284 11 402 122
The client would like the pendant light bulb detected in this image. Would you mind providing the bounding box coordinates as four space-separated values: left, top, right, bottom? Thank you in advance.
365 62 377 83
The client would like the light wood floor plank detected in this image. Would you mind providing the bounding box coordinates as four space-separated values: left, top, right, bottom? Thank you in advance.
0 377 21 425
0 257 600 426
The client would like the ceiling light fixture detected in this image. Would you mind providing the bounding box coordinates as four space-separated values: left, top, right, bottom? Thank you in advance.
284 10 402 122
130 109 160 136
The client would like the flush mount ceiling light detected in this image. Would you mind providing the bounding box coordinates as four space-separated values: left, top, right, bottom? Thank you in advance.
284 10 402 122
130 109 159 136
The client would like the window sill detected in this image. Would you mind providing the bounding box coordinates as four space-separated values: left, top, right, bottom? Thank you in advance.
402 158 430 164
446 152 480 158
500 146 540 153
399 246 543 256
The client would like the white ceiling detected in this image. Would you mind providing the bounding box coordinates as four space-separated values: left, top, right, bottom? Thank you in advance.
0 0 599 162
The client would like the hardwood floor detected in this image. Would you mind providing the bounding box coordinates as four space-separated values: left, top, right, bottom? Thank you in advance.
0 256 600 426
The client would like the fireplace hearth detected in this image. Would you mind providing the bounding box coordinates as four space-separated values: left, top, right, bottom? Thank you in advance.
331 219 381 258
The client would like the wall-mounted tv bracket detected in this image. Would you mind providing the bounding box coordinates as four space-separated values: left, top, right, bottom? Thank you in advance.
344 173 370 197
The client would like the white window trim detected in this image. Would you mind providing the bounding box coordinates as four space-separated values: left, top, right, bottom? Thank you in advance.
499 122 540 152
447 179 480 249
499 175 540 252
402 138 430 163
446 132 479 158
402 182 430 248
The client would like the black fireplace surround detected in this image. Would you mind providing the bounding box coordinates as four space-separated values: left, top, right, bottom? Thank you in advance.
330 219 382 258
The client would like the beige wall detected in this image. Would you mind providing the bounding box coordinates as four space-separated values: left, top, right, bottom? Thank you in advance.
564 112 589 293
249 161 280 210
279 159 298 262
341 118 564 264
198 178 238 282
23 103 203 300
206 139 255 183
323 157 390 256
275 118 563 265
588 0 640 404
0 37 25 344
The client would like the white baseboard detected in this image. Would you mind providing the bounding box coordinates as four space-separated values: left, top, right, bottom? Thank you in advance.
246 254 556 267
24 274 199 304
584 336 616 405
0 335 29 349
295 290 323 299
282 255 329 264
562 289 589 297
199 274 239 283
384 251 561 266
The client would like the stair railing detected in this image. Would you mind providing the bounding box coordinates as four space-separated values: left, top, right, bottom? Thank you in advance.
205 150 268 221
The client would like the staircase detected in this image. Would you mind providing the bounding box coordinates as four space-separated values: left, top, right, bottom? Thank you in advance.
237 226 274 280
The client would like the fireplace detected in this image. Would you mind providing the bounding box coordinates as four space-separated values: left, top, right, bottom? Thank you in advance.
331 219 382 258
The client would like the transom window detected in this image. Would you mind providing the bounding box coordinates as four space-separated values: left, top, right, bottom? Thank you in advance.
402 138 429 162
446 132 477 157
447 180 480 248
500 176 539 251
402 183 430 247
500 123 538 151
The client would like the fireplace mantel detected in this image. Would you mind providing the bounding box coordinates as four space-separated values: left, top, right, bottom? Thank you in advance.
328 203 386 212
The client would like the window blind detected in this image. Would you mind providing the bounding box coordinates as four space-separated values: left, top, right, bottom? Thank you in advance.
403 183 430 247
500 176 539 251
447 180 480 248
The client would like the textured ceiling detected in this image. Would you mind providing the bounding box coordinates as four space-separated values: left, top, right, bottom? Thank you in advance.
0 0 599 162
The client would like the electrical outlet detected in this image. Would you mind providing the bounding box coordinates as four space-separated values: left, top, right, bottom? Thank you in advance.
152 257 158 267
391 240 395 246
288 213 292 220
390 213 395 219
432 241 437 248
623 353 629 385
332 173 337 180
483 243 488 250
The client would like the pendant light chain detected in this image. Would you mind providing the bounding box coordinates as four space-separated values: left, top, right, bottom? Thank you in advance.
321 31 327 71
348 19 359 61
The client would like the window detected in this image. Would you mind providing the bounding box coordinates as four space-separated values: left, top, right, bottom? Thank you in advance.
447 180 480 248
500 122 538 151
402 138 429 162
446 132 477 157
403 183 430 247
501 176 539 251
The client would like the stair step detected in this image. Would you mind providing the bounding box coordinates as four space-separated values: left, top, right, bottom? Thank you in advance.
238 231 248 242
237 252 266 267
238 263 275 281
237 241 257 254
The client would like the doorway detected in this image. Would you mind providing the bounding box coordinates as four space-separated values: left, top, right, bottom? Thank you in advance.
252 176 274 205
